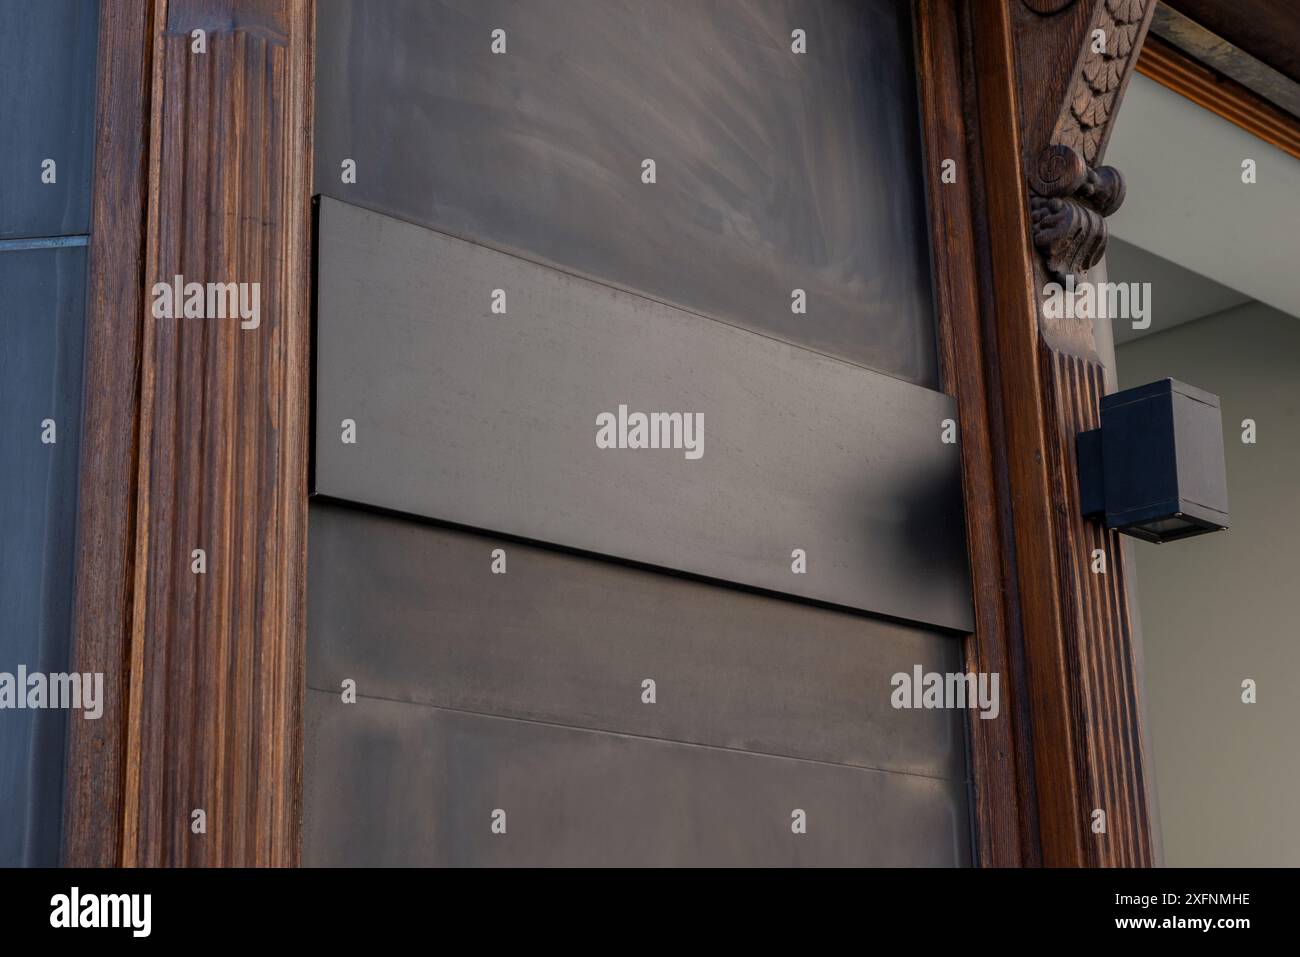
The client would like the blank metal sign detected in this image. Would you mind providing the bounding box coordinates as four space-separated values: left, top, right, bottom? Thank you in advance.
313 197 973 631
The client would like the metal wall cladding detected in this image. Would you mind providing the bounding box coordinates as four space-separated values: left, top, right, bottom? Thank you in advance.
0 246 88 866
313 198 974 632
0 0 97 866
304 688 971 867
308 0 975 867
308 503 967 781
304 505 971 866
315 0 940 387
0 0 99 240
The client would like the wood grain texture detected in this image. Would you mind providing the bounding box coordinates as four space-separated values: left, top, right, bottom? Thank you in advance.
971 0 1085 868
1010 0 1155 218
1137 34 1300 161
1050 0 1153 165
1163 0 1300 88
1039 349 1153 865
915 0 1033 867
63 0 155 869
963 0 1156 865
1030 2 1157 866
1012 1 1155 285
1149 3 1300 119
1010 0 1100 169
119 0 313 867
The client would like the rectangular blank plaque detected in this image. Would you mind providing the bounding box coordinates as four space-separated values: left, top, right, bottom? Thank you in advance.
314 197 973 631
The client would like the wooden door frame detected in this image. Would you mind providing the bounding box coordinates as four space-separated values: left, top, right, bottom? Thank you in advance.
917 0 1161 866
64 0 313 867
65 0 1167 867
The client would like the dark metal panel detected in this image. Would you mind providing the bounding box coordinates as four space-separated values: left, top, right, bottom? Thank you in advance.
314 0 939 386
0 0 99 240
314 198 973 631
308 502 967 780
0 246 88 866
302 689 971 867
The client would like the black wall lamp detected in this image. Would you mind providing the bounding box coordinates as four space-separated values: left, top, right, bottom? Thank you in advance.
1077 379 1229 544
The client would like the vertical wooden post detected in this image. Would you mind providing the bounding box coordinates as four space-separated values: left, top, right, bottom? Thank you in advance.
964 0 1159 865
64 0 156 869
916 0 1036 867
917 0 1161 866
66 0 314 867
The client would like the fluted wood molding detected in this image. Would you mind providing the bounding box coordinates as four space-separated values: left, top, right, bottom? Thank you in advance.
66 0 314 867
967 0 1159 865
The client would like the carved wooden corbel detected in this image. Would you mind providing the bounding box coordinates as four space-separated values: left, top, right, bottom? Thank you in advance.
1029 143 1125 279
1025 0 1149 279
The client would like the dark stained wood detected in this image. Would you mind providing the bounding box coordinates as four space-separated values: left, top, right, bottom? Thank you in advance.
1009 0 1102 171
914 0 1033 867
1150 4 1300 119
1138 34 1300 161
1164 0 1300 89
961 0 1158 866
63 0 155 869
68 0 314 868
1039 349 1154 865
974 0 1087 869
1013 0 1155 287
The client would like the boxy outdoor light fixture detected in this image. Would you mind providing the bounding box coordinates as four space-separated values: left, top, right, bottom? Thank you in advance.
1077 378 1229 544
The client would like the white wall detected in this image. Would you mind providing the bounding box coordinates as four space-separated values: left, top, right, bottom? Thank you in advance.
1117 301 1300 866
1107 75 1300 322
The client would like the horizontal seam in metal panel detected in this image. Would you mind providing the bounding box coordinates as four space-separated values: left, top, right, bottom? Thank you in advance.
305 684 964 784
316 195 947 396
308 495 973 636
0 235 90 251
